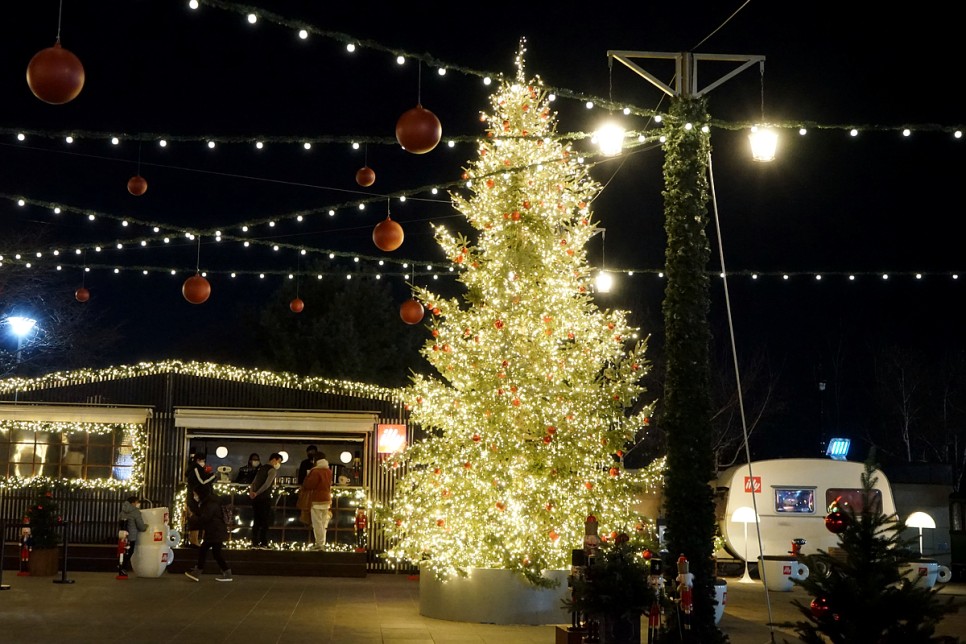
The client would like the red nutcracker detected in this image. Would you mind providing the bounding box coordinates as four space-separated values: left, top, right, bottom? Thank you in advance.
18 518 32 576
116 526 130 579
676 555 694 631
354 508 368 552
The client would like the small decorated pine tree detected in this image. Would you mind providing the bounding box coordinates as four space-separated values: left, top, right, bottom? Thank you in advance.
789 456 958 643
23 485 62 549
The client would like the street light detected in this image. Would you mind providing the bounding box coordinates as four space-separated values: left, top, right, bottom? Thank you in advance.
906 511 936 556
731 506 760 583
8 316 37 363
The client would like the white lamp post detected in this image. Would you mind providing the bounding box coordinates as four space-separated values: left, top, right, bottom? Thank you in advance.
906 511 936 556
732 505 759 583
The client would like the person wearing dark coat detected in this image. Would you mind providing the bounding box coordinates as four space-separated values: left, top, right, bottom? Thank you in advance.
184 487 232 582
234 453 260 484
185 452 216 546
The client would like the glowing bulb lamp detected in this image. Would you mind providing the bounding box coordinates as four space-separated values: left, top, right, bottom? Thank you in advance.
595 121 625 156
906 511 936 556
731 505 760 583
340 451 353 464
595 271 613 293
749 126 778 162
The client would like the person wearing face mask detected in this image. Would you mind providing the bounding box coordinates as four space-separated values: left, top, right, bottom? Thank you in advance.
185 452 216 546
247 452 282 549
235 453 260 484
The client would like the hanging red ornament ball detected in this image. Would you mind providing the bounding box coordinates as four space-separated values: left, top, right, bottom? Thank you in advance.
290 297 305 313
400 298 424 325
355 166 376 187
182 273 211 304
74 286 90 302
373 216 404 252
127 175 148 196
395 104 442 154
810 597 831 619
26 41 85 105
824 510 849 534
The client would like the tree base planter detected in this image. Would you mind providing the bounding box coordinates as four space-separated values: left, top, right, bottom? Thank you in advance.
419 565 569 625
28 548 60 577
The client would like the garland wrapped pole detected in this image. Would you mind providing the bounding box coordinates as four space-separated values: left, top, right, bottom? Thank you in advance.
660 95 723 642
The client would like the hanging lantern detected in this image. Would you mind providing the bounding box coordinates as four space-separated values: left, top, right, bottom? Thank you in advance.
182 273 211 304
290 297 305 313
749 126 779 162
395 104 442 154
824 510 849 534
373 216 404 252
127 175 148 196
74 286 90 302
26 41 85 105
355 166 376 187
400 298 424 325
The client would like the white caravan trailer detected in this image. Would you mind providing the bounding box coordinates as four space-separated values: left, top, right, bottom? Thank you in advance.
715 458 896 561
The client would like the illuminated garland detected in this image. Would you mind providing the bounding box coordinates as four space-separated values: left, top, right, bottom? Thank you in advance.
0 359 401 403
0 421 146 491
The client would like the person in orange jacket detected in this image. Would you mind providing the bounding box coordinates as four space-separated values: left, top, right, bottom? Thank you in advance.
300 456 332 549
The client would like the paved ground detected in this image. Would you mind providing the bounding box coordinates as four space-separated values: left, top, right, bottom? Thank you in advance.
0 569 963 643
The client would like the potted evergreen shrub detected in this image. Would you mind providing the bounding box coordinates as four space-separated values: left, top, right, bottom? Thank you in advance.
23 485 63 576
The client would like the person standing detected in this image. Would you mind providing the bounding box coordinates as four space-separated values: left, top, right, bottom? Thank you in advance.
184 487 232 582
185 452 216 546
248 452 282 549
234 453 261 484
117 495 147 574
296 445 318 485
300 456 333 549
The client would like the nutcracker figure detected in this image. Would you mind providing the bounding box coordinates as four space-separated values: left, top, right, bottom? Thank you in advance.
116 526 130 579
676 555 694 631
18 519 32 576
354 508 368 552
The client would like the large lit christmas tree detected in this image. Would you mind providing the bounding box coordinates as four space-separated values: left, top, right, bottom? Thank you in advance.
382 46 659 586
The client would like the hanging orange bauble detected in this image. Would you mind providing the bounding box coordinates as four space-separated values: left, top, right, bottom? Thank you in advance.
127 175 148 196
355 166 376 187
74 286 90 302
373 216 404 252
400 298 424 325
395 104 442 154
290 297 305 313
26 41 85 105
182 273 211 304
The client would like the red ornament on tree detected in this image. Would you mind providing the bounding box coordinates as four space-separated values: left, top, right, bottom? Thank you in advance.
355 166 376 187
26 40 85 104
400 298 424 325
373 216 404 251
289 297 305 313
810 597 831 619
824 510 849 534
395 104 442 154
127 175 148 196
182 273 211 304
74 286 90 302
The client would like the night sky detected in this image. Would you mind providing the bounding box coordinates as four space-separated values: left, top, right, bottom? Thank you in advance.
2 1 964 462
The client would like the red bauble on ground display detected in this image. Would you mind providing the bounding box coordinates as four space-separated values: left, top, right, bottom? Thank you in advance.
400 298 424 325
373 216 404 251
810 597 832 619
74 286 90 302
289 297 305 313
355 166 376 187
824 510 849 534
395 104 442 154
127 175 148 196
182 273 211 304
26 41 85 105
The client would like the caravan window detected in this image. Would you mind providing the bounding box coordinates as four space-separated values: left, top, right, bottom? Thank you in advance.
827 488 882 514
774 488 815 513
